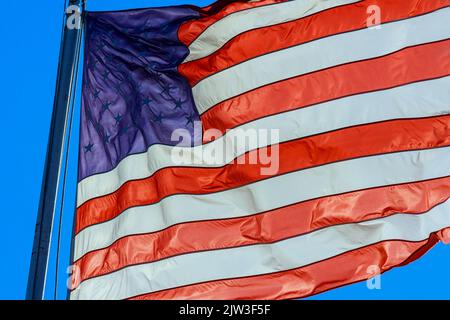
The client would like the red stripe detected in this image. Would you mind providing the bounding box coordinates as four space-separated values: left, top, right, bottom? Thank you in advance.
180 0 448 86
74 177 450 285
75 115 450 233
200 39 450 136
129 236 441 300
438 227 450 244
178 0 287 47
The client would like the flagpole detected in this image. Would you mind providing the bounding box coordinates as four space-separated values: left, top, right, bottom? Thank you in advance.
26 0 83 300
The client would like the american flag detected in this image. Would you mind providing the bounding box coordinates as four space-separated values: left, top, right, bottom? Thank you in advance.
71 0 450 299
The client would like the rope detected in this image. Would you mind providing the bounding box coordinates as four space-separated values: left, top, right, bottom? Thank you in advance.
53 0 84 300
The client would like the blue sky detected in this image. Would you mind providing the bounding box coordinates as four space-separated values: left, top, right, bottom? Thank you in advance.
0 0 448 300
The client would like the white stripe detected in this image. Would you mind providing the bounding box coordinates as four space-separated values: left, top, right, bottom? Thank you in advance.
192 7 450 114
183 0 360 63
71 198 450 299
77 76 450 206
75 146 450 261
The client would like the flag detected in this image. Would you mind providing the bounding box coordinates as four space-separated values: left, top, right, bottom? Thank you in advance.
70 0 450 300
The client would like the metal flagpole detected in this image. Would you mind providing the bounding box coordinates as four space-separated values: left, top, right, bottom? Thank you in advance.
26 0 83 300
